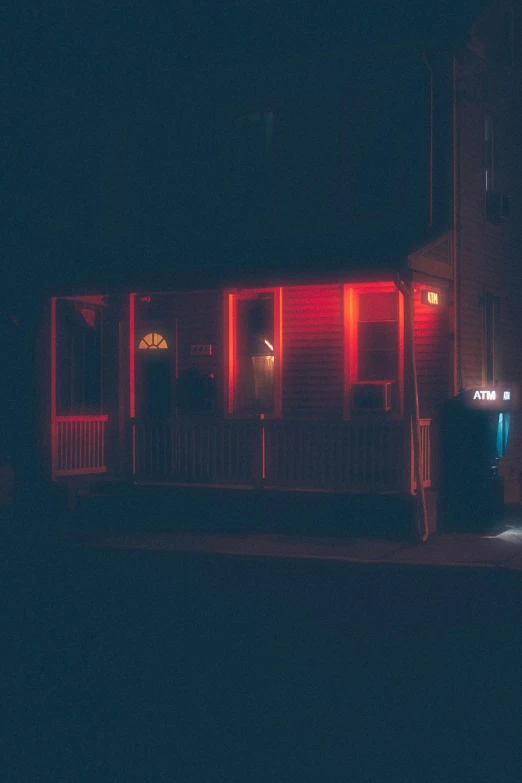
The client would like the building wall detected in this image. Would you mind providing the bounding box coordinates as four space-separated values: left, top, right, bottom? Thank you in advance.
281 284 344 418
414 284 451 488
414 286 450 421
173 290 221 378
457 2 522 497
173 289 223 412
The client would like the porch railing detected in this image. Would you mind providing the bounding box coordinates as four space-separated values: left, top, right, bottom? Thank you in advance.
264 419 404 492
133 418 260 485
133 417 428 494
53 415 109 476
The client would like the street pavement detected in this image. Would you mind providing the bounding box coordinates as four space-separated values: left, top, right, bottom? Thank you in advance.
5 498 522 781
4 526 522 781
44 483 522 571
61 519 522 571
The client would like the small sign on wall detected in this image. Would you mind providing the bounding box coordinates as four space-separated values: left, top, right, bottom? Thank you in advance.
420 289 440 306
463 385 518 410
190 344 212 356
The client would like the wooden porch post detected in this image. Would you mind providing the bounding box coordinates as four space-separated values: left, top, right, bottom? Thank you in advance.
398 275 429 540
401 285 414 500
117 294 131 480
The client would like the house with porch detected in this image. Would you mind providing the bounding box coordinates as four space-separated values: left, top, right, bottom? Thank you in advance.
47 267 445 538
40 0 522 537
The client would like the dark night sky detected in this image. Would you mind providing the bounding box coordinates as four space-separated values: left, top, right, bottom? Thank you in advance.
3 0 485 302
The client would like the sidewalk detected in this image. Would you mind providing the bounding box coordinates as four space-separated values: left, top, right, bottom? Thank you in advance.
62 517 522 571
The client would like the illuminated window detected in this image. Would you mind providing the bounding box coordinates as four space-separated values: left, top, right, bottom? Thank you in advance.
138 333 168 350
234 293 276 415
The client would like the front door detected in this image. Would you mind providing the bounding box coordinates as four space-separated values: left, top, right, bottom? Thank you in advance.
136 331 172 419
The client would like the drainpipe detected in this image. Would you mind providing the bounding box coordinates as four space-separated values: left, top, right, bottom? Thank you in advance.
422 53 433 228
452 54 460 395
395 274 429 542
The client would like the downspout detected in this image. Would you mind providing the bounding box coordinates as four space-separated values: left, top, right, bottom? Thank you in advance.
395 274 429 542
452 54 460 395
422 53 434 228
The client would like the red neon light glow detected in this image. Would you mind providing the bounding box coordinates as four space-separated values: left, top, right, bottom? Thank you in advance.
129 293 136 418
274 287 282 418
227 293 235 414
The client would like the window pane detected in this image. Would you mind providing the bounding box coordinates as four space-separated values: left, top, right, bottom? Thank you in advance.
358 292 397 321
358 321 397 351
252 356 274 410
236 295 275 414
358 350 398 381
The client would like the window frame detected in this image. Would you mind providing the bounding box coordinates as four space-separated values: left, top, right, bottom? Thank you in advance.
225 287 282 418
343 284 404 418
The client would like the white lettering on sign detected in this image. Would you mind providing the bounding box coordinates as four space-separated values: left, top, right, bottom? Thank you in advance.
190 344 212 356
504 391 511 400
473 390 496 400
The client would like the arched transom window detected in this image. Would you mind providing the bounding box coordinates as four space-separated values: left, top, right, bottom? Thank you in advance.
138 332 168 350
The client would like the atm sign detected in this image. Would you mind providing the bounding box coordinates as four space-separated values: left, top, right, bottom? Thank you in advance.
464 385 516 409
421 289 440 305
473 390 499 401
471 390 510 401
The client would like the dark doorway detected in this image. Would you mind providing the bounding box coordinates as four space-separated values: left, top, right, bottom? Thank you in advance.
140 357 171 418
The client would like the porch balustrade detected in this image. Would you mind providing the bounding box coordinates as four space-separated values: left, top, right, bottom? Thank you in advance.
132 416 431 494
53 415 109 476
